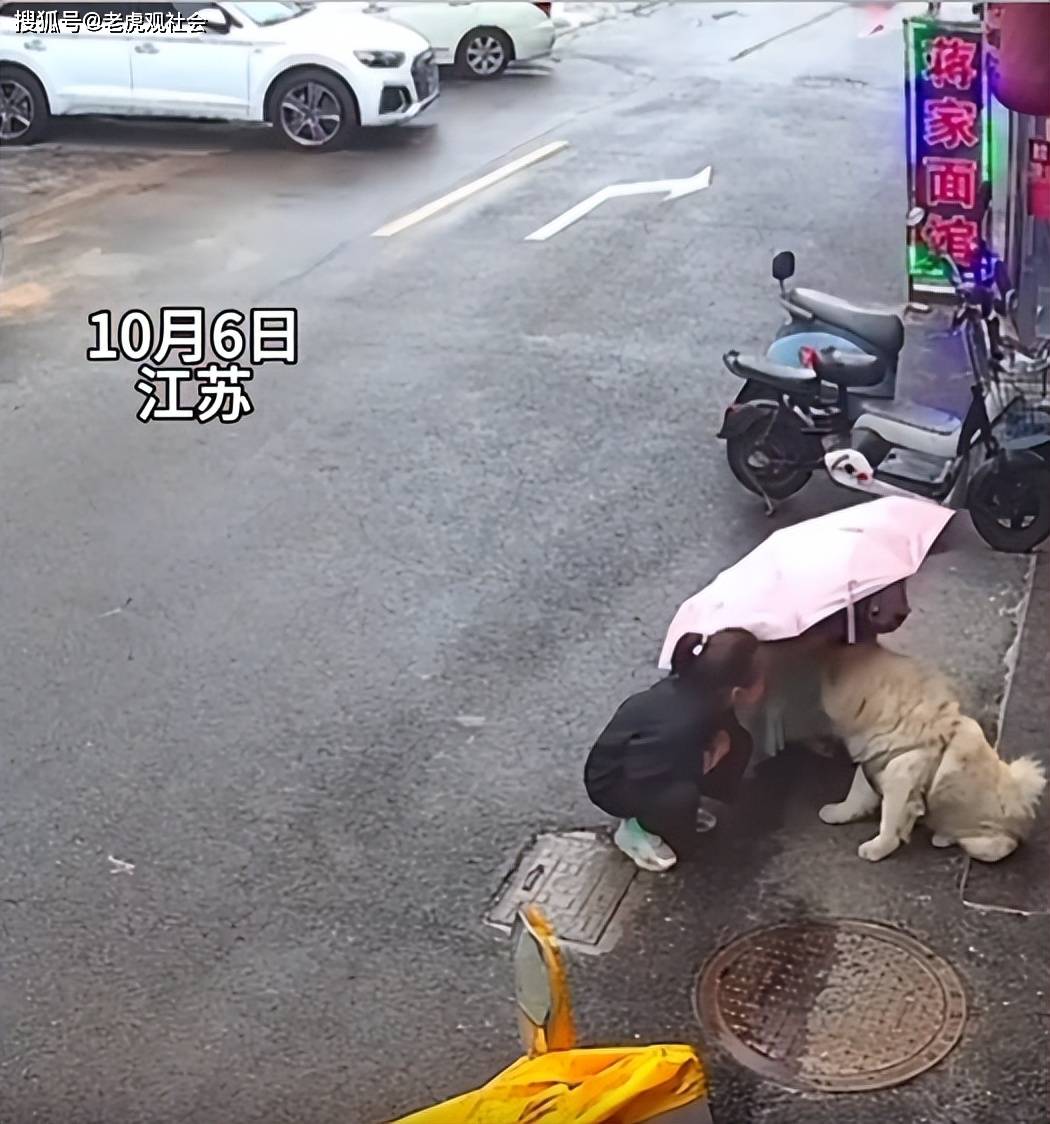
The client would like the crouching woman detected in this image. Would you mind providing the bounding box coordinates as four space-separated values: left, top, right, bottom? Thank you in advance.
584 628 766 872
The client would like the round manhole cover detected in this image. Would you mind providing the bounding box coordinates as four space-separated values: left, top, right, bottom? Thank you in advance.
695 920 967 1093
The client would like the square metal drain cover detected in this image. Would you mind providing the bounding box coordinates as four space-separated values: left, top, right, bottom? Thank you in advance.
485 830 635 948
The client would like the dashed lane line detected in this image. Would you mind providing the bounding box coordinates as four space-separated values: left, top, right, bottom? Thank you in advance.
729 3 850 62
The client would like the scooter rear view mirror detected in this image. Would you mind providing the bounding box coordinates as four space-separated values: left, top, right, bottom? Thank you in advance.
771 251 795 284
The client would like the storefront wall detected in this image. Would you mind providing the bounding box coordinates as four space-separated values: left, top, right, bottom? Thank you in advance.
1007 113 1050 345
985 2 1049 346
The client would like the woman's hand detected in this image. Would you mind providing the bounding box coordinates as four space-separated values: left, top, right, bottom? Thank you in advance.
703 729 732 774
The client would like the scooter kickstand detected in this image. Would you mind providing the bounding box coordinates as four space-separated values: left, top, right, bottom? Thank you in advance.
743 464 777 516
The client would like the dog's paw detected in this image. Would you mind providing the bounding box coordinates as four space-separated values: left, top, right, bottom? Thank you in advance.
858 836 897 862
819 802 852 825
931 834 955 848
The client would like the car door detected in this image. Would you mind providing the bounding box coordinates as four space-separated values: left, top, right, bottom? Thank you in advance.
366 2 465 65
128 2 251 118
0 3 134 112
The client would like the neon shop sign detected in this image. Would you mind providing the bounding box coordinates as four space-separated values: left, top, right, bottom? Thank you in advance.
905 18 991 295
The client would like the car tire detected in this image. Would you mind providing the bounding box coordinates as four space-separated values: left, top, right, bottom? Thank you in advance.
268 68 358 153
0 65 51 146
455 27 513 79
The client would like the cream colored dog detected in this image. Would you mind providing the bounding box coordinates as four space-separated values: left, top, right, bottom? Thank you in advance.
818 644 1046 863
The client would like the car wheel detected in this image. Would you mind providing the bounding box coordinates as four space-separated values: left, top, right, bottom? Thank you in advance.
269 68 357 153
0 66 50 146
455 27 512 79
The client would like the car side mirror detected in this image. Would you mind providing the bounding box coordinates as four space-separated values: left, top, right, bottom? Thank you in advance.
192 5 228 32
771 250 795 285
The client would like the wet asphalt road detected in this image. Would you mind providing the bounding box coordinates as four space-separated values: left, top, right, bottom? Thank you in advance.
0 4 1042 1122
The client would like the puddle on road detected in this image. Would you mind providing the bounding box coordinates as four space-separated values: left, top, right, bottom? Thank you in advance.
0 146 168 219
73 247 148 279
0 146 221 233
795 74 870 90
0 281 51 319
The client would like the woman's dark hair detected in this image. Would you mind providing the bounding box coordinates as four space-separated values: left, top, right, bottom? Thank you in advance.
669 628 761 692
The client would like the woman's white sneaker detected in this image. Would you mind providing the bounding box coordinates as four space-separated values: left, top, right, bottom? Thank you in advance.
613 818 678 872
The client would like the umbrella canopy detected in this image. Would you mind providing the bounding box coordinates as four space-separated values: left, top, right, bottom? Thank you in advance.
658 497 954 669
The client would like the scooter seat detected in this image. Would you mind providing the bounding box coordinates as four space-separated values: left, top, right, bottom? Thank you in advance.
723 350 817 394
791 288 905 356
811 348 885 388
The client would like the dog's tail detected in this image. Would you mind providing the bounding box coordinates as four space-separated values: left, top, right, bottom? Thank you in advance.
1003 756 1048 821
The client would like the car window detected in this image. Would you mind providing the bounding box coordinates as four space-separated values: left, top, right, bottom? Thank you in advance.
233 2 307 27
0 3 153 13
0 3 179 20
171 2 211 14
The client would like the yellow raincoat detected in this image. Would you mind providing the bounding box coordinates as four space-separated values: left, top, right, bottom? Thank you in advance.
389 1043 706 1124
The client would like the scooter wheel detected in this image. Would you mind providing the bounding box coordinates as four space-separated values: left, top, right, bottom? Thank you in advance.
725 403 813 500
968 458 1050 553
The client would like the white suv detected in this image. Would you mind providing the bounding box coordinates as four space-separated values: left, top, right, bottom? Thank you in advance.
0 1 438 152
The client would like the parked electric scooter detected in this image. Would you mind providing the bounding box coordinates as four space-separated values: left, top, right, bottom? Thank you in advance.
717 215 1050 553
717 184 997 503
716 247 922 505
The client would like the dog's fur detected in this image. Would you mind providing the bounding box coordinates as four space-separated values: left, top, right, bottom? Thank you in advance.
817 643 1046 862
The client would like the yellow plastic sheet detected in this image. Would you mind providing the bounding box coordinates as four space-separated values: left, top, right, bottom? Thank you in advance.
388 1044 706 1124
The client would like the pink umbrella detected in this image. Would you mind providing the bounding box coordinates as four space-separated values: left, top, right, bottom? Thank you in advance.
658 497 955 669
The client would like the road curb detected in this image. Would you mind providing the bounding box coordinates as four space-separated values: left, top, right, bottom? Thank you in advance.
0 149 221 234
995 552 1042 741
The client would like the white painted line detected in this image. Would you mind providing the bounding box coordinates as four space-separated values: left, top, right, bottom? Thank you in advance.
526 188 617 243
371 140 570 238
729 3 849 61
525 166 712 243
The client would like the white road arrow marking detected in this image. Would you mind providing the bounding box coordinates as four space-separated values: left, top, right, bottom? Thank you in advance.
524 166 712 242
